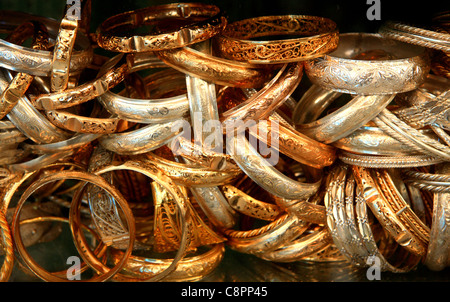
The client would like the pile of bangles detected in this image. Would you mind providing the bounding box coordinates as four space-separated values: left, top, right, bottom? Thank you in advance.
0 1 449 282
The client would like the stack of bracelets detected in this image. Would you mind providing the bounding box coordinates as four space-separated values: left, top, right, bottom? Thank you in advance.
0 1 449 282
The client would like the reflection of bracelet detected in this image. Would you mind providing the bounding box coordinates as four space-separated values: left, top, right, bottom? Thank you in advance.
96 3 227 52
216 15 338 64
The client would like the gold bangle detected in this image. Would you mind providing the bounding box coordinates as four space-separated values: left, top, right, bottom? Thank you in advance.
109 243 225 282
333 124 430 156
32 54 129 110
304 33 430 95
221 185 282 221
353 166 429 257
98 121 183 155
45 109 121 134
96 3 227 53
86 147 195 281
256 226 332 262
224 214 310 255
0 10 93 77
0 209 14 282
16 216 108 280
139 152 242 187
227 133 322 200
254 115 337 169
215 15 338 64
155 42 272 88
294 85 395 144
11 170 136 282
0 21 51 120
221 63 303 128
97 68 190 124
50 2 87 92
394 74 450 130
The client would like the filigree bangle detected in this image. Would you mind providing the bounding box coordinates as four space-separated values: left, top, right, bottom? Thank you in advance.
215 15 338 64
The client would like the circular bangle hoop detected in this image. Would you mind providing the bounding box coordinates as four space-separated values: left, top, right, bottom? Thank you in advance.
96 3 227 53
11 170 136 282
215 15 338 64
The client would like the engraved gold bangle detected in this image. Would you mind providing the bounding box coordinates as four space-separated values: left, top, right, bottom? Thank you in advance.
0 10 93 77
338 150 443 168
155 43 272 88
221 185 283 221
424 163 450 271
0 21 51 120
97 68 190 124
45 109 121 134
98 120 183 155
138 152 242 188
215 15 338 64
352 166 429 257
224 214 310 255
304 33 431 95
221 63 303 128
32 54 129 110
379 21 450 52
333 124 432 156
375 108 450 161
109 243 225 282
96 3 227 53
256 226 332 262
227 134 321 200
293 84 395 144
352 173 422 272
250 115 337 169
50 2 85 92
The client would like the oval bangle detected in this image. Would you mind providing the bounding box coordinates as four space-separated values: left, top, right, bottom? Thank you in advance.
96 3 227 53
305 33 430 95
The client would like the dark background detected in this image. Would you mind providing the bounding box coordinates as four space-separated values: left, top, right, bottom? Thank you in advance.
0 0 448 34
